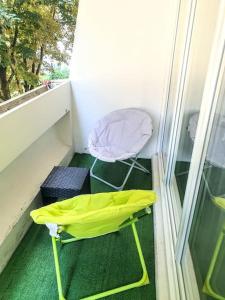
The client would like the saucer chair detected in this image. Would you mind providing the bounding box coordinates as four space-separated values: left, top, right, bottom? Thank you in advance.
88 108 153 190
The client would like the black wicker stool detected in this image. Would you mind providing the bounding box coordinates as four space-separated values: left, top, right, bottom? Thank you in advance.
41 166 90 205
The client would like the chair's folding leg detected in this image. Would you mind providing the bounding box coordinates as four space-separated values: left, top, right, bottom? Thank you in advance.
120 159 136 190
202 227 225 300
130 158 150 174
90 158 122 190
81 222 149 300
90 157 145 191
120 158 150 174
52 237 66 300
131 221 150 285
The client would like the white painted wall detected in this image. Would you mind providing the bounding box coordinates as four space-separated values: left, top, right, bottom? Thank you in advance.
70 0 178 158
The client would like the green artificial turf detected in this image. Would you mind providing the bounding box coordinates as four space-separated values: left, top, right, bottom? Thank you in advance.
0 153 155 300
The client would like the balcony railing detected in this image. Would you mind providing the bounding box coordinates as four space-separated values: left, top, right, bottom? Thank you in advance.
0 86 48 115
0 80 73 272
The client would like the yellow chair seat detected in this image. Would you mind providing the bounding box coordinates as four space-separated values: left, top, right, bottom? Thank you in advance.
213 197 225 211
31 190 156 239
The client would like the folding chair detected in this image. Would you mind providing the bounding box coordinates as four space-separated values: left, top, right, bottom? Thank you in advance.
31 190 156 300
88 108 153 190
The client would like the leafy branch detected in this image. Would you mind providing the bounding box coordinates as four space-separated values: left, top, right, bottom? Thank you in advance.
0 0 79 100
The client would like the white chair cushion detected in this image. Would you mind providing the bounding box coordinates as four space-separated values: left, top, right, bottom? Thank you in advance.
88 108 153 162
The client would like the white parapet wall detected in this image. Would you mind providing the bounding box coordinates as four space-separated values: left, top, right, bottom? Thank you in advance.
0 81 74 273
0 85 48 114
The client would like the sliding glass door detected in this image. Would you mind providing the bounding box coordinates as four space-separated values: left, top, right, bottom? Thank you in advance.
182 67 225 300
170 0 221 205
161 0 225 299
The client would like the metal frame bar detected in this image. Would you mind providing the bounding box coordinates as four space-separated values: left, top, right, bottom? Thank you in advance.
90 156 150 191
51 221 150 300
157 0 182 154
172 174 200 300
164 0 198 185
152 154 182 300
157 1 200 299
52 237 66 300
203 225 225 300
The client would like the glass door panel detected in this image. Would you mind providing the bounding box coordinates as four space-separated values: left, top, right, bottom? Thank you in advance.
162 0 189 165
174 0 220 205
183 67 225 299
160 0 224 298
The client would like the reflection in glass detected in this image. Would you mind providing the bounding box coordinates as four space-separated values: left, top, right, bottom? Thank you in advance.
174 0 219 205
185 71 225 299
162 0 189 165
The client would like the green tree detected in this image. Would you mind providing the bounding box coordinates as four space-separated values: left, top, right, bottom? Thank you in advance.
0 0 78 100
44 65 70 80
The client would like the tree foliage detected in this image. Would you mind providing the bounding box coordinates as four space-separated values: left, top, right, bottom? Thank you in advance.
0 0 78 100
44 65 70 80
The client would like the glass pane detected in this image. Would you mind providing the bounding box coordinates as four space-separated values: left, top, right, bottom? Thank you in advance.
174 0 220 205
184 67 225 299
162 0 189 165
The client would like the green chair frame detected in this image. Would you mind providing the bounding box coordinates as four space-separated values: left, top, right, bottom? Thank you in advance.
203 197 225 300
202 223 225 300
51 215 150 300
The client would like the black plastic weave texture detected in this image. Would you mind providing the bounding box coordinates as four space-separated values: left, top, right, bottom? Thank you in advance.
41 166 90 199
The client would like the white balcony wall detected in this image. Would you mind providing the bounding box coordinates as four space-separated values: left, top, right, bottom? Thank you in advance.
70 0 179 157
0 82 73 273
0 82 71 172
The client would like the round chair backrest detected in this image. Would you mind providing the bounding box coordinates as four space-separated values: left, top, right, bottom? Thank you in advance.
88 108 153 162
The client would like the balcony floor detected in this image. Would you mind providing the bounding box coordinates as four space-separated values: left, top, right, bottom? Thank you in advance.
0 153 155 300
